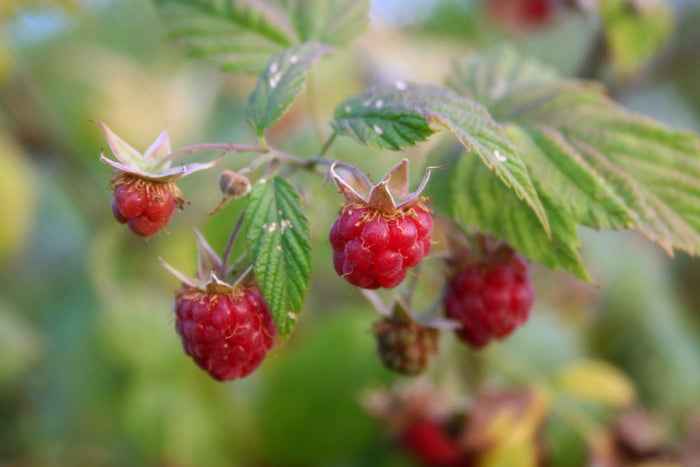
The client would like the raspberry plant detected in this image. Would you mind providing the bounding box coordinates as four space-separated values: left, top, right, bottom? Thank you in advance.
99 0 700 379
94 0 700 386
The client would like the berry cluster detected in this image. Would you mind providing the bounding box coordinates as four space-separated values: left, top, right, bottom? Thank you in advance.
330 204 433 289
98 124 537 383
174 285 276 381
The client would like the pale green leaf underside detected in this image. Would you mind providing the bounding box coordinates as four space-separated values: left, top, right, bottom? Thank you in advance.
441 48 700 278
427 144 589 279
152 0 368 74
500 81 700 257
446 44 559 115
245 177 311 336
247 42 332 136
332 83 550 236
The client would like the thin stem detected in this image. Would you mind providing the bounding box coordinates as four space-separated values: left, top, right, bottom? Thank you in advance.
318 131 337 158
154 143 269 171
577 28 607 79
360 289 390 317
226 252 248 277
272 149 356 174
231 265 254 290
219 211 246 278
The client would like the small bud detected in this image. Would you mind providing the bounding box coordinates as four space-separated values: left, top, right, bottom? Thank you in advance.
219 170 251 198
210 170 251 214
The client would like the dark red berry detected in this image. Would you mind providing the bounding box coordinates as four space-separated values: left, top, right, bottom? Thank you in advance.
486 0 557 31
111 174 180 237
174 285 276 381
329 204 433 289
444 252 534 348
373 317 439 375
401 418 463 467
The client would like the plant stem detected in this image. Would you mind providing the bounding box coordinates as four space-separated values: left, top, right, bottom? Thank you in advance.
577 28 607 79
220 211 246 278
318 131 337 158
154 143 270 171
361 289 390 316
231 265 254 290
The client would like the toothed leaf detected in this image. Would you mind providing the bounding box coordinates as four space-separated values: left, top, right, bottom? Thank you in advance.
152 0 368 74
247 42 332 136
333 83 549 235
245 176 311 336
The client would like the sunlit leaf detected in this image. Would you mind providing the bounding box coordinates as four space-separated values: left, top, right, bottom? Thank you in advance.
247 42 332 136
152 0 368 74
439 47 700 278
333 83 550 235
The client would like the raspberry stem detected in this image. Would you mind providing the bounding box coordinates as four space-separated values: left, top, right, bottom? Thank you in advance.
230 265 254 290
360 289 391 317
220 211 246 279
153 142 270 172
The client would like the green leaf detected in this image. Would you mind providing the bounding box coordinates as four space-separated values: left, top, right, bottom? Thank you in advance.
286 0 370 46
247 42 332 137
333 83 550 235
446 44 559 115
152 0 368 74
443 48 700 278
427 140 588 279
600 0 673 77
245 176 311 336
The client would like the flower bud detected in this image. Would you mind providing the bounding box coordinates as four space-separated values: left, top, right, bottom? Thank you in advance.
209 170 251 214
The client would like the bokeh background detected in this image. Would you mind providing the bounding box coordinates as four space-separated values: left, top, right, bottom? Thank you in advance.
2 0 700 465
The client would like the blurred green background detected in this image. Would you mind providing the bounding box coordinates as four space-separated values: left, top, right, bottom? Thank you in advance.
2 0 700 465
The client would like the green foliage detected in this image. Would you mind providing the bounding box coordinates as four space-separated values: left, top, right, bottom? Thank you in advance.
152 0 368 74
600 0 674 76
431 47 700 278
246 42 332 137
333 83 549 236
245 176 311 336
7 0 700 465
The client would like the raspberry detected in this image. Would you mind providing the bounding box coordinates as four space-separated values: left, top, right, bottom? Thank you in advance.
111 174 181 237
373 316 439 375
486 0 557 31
174 285 276 381
329 204 433 289
444 251 533 348
401 418 463 467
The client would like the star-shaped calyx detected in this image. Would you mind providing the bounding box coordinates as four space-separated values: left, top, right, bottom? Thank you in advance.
160 230 248 296
97 120 221 182
97 121 222 236
330 158 439 216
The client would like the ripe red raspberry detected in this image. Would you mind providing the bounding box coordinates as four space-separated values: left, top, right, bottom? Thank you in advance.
373 315 439 375
486 0 557 31
329 159 437 289
330 204 433 289
443 251 533 348
174 285 276 381
111 175 182 237
401 418 463 467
